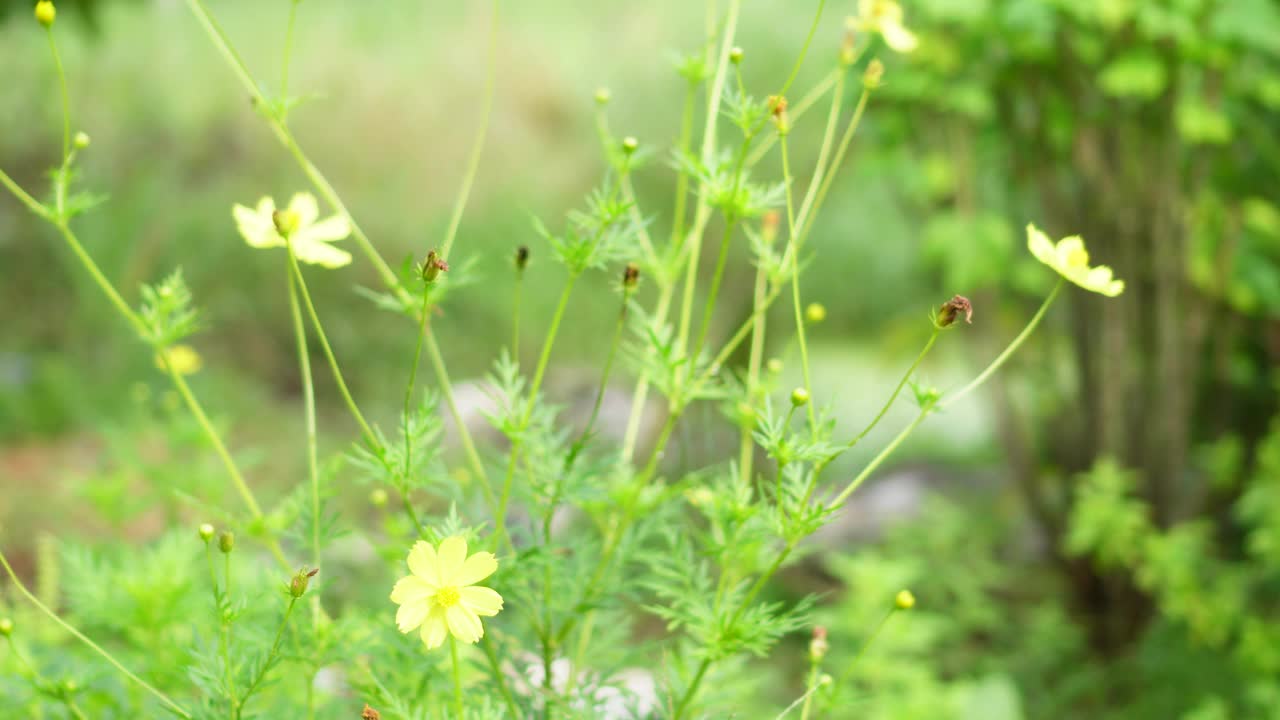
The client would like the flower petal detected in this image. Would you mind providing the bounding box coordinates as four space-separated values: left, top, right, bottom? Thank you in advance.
881 21 918 53
460 586 504 617
291 239 353 268
233 201 282 248
1055 236 1088 269
446 604 484 643
437 536 468 584
390 574 435 604
295 215 351 244
1026 224 1056 267
395 599 429 633
288 192 320 226
407 541 441 586
455 551 498 587
420 607 449 649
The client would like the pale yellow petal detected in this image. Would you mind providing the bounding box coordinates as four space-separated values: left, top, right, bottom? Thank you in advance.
881 21 919 53
460 586 504 617
446 604 484 643
1026 224 1056 267
455 551 498 587
407 541 441 586
288 192 320 226
233 201 281 248
395 599 429 633
420 608 449 649
295 215 351 244
1055 236 1088 269
390 575 435 604
291 239 353 269
437 536 468 584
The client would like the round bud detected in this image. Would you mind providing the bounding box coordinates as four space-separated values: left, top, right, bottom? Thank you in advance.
198 523 215 543
73 131 90 150
805 303 826 324
766 358 783 374
729 46 744 65
863 59 885 90
621 136 639 155
369 488 388 508
790 387 810 408
594 87 611 105
218 531 235 554
35 1 56 27
289 567 319 599
0 618 13 637
895 589 916 610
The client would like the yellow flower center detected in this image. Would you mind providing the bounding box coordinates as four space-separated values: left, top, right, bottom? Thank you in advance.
1065 247 1089 268
435 586 461 608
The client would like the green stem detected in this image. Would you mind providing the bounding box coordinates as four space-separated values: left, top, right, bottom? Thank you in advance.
400 284 433 537
0 168 51 219
441 0 498 260
45 27 70 162
775 0 827 99
284 238 378 446
206 545 233 715
450 637 465 720
795 89 870 247
566 291 630 468
424 330 494 492
224 552 238 714
236 598 298 717
512 270 523 360
480 636 521 718
672 658 713 720
691 217 738 369
7 637 90 720
286 263 323 613
0 550 192 718
780 134 816 429
280 0 299 118
738 258 769 487
833 607 897 690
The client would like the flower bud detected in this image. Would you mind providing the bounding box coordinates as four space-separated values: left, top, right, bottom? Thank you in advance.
0 618 13 637
198 523 215 543
515 245 530 271
863 59 885 90
621 136 639 156
729 46 744 65
767 358 783 375
218 531 235 554
362 704 382 720
421 249 449 283
791 387 810 407
936 294 972 327
761 211 781 246
895 589 916 610
61 679 78 694
840 26 858 67
369 488 388 508
35 1 56 27
594 87 611 106
73 131 90 150
818 673 833 686
272 209 300 238
289 567 319 598
622 262 640 290
809 626 829 662
768 95 790 135
805 303 826 324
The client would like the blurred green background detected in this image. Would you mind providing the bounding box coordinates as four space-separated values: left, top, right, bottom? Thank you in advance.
3 0 1280 717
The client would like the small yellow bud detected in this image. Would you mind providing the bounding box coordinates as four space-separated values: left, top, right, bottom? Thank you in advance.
370 488 388 507
791 387 810 407
767 358 784 374
729 47 744 65
818 673 833 686
737 400 756 426
895 589 916 610
73 131 90 150
864 59 885 89
761 211 781 246
809 626 829 662
0 618 13 637
621 136 639 155
594 87 611 105
35 1 56 27
218 531 235 554
805 303 826 324
272 209 301 238
198 523 215 542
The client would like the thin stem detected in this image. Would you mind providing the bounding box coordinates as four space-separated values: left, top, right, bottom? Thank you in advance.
223 552 238 713
691 217 738 368
45 27 70 162
746 68 843 168
833 607 897 690
280 0 300 118
284 239 378 445
54 223 147 337
480 636 521 718
424 331 493 492
512 270 524 361
236 598 298 717
672 658 713 720
775 0 827 99
205 545 233 715
286 263 322 616
669 82 698 249
7 637 90 720
796 89 870 246
400 284 433 538
0 550 192 719
450 637 465 720
852 329 939 447
441 0 499 260
780 134 816 428
566 292 630 468
739 258 769 487
0 168 51 219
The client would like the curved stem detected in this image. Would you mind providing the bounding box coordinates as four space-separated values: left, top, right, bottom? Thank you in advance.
780 134 816 429
236 598 297 716
441 0 499 260
400 284 433 537
280 0 300 118
0 550 192 719
286 264 322 608
45 27 70 162
0 168 51 219
566 292 630 469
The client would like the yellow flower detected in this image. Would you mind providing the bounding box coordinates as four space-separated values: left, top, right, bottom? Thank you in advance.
232 193 352 269
1026 224 1125 297
850 0 918 54
390 536 503 649
35 1 56 27
155 344 203 375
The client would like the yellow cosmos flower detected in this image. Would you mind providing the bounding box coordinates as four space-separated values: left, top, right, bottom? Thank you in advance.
1026 224 1126 297
232 193 352 269
390 536 503 650
850 0 919 53
155 344 203 375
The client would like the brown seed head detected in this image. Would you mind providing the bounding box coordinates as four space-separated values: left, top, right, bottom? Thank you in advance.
361 704 381 720
622 262 640 290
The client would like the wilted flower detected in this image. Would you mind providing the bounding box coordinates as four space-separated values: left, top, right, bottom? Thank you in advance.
390 536 503 649
232 193 353 269
421 249 448 283
936 295 972 327
155 344 203 376
849 0 918 53
1026 224 1125 297
361 705 381 720
289 567 319 599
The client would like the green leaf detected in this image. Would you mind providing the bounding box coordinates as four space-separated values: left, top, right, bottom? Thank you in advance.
1098 51 1167 99
1175 101 1233 144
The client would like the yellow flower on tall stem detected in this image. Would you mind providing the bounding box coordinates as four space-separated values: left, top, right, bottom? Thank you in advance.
390 536 503 649
1026 224 1126 297
849 0 919 53
232 193 352 269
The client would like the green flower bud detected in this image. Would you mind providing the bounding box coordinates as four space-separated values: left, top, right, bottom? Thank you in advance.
729 46 744 65
809 626 829 662
198 523 215 543
218 531 235 554
73 131 90 150
0 618 13 637
421 249 448 283
805 303 826 324
767 358 784 375
289 567 319 598
621 136 639 155
35 1 56 27
863 59 885 90
791 387 810 407
369 488 388 508
895 589 916 610
594 87 611 105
